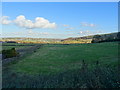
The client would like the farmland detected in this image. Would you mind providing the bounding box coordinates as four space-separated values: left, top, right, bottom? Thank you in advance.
2 42 120 88
2 43 36 50
1 2 119 88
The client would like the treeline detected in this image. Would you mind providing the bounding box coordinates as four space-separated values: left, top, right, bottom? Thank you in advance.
91 32 120 43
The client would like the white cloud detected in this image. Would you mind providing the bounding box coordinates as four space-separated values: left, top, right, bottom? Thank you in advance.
27 29 34 34
89 23 95 27
80 31 83 34
34 17 56 29
14 15 34 29
80 22 96 27
66 27 74 30
63 24 69 27
78 30 103 36
63 24 75 30
78 30 90 35
0 16 11 25
14 15 56 29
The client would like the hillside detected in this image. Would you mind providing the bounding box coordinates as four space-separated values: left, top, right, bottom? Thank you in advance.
1 37 61 44
61 32 120 43
1 32 120 44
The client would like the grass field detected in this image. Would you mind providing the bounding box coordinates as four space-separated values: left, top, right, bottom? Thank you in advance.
9 42 119 74
2 43 35 50
0 43 36 54
2 42 120 88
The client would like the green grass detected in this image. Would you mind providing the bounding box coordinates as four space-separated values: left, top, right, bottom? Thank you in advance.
1 43 37 53
2 46 30 50
3 42 119 88
8 42 119 75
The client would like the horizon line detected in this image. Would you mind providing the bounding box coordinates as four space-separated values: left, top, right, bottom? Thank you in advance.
1 31 119 39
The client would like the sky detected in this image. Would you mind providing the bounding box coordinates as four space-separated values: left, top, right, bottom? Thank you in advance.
2 0 119 2
0 2 118 39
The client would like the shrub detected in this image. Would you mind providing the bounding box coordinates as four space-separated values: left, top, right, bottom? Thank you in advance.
2 48 19 59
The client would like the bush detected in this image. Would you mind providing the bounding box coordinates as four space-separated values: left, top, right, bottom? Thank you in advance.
2 48 19 59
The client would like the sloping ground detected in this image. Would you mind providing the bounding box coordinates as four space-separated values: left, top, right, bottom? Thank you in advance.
2 42 119 88
7 42 119 74
62 32 119 43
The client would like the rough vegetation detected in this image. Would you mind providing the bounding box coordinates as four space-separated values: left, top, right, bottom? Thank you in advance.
2 48 19 59
91 32 119 43
2 42 119 88
2 61 119 88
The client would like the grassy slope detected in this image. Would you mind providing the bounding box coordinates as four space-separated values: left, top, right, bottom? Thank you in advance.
1 43 36 52
9 42 119 75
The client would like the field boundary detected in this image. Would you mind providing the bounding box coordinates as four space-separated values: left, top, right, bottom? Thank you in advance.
2 45 42 65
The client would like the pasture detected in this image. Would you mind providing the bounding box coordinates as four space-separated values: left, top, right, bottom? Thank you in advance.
2 42 120 88
2 43 36 50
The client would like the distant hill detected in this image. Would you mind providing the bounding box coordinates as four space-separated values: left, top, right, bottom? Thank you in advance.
91 32 120 43
1 32 120 44
61 35 94 41
1 37 62 44
61 32 120 43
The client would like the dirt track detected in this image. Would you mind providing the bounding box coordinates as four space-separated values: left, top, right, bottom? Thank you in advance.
2 45 42 65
